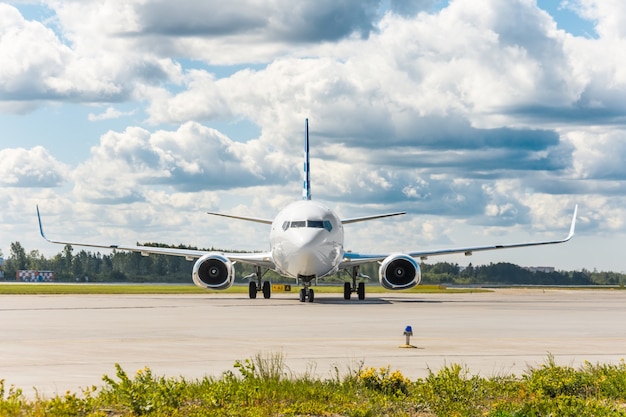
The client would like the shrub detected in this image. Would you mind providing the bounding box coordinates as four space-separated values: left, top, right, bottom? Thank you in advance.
416 363 488 416
356 366 411 395
101 364 187 415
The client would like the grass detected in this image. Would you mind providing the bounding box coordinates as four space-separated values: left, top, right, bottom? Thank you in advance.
0 283 209 295
1 354 626 416
0 283 487 295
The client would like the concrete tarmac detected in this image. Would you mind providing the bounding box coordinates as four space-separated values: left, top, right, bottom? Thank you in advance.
1 289 625 397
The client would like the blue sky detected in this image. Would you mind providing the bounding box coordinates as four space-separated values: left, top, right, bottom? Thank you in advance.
2 0 626 272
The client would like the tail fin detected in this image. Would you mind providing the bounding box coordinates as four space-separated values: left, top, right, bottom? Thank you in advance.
303 118 311 200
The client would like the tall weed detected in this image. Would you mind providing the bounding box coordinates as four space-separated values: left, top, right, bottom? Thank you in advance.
3 354 626 416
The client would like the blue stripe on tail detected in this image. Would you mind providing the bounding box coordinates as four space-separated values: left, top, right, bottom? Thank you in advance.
303 118 311 200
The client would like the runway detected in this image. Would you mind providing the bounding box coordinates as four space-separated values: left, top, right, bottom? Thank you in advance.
1 289 625 397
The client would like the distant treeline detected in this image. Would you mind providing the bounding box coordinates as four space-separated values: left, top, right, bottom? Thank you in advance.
2 241 624 287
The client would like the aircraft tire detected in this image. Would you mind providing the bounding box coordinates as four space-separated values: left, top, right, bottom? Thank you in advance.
249 282 257 299
357 282 365 300
343 282 351 300
262 281 271 299
308 289 314 302
299 289 306 302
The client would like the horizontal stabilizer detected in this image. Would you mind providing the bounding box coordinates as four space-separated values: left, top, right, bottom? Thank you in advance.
206 211 273 225
341 212 406 224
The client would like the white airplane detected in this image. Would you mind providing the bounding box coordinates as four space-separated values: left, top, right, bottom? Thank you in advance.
38 119 578 302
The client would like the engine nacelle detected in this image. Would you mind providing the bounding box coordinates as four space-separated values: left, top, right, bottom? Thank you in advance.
379 253 421 290
192 253 235 290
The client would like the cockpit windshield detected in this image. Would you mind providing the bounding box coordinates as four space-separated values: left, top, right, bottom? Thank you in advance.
282 220 333 232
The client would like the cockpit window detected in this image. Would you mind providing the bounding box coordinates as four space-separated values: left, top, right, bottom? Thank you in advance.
308 220 324 229
282 220 333 232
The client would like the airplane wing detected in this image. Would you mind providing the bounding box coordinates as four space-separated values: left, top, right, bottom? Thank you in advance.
37 206 275 269
340 205 578 267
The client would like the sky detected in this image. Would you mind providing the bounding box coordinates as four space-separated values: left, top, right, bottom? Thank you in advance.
1 0 625 272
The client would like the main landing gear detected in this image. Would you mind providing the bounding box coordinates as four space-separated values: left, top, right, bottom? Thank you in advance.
343 266 366 301
247 266 271 299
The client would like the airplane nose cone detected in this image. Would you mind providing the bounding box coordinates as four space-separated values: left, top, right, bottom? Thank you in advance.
272 229 341 278
293 229 323 246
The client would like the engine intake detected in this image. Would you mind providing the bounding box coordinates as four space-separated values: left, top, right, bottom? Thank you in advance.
192 253 235 290
379 253 421 290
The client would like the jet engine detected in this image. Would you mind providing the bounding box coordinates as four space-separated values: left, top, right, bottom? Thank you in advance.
192 253 235 290
379 253 421 290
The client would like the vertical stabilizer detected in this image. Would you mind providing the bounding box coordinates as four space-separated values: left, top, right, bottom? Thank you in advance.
303 118 311 200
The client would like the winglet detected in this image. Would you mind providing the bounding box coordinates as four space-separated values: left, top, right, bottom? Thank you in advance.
566 204 578 241
36 205 48 241
302 118 311 201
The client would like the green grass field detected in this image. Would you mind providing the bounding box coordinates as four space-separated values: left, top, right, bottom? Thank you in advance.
0 283 487 295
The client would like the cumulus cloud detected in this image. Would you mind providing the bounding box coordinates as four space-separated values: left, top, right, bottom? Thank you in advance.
0 146 69 187
0 2 180 109
135 0 379 42
88 106 135 121
72 122 284 203
0 4 73 102
120 0 613 229
568 0 626 39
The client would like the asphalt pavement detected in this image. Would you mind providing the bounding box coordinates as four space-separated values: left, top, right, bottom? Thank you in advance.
1 289 625 397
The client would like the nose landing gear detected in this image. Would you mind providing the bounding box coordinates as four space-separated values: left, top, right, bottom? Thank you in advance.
298 276 315 302
298 287 314 302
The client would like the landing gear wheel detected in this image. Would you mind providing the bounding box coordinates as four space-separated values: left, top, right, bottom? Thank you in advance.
357 282 365 300
308 289 315 303
262 281 271 299
249 281 257 299
343 282 351 300
299 288 306 302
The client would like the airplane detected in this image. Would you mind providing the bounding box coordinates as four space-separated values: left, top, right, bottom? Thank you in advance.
37 119 578 302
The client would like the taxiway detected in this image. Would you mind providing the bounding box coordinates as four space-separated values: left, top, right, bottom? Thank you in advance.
1 289 625 397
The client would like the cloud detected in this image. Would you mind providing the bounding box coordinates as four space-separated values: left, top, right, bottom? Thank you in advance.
71 122 287 203
0 4 73 102
133 0 380 42
88 106 135 121
0 146 69 187
567 0 626 39
0 2 180 109
388 0 440 16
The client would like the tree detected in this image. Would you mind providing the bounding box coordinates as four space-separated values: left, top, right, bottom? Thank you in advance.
3 242 27 280
10 242 27 270
62 244 73 277
27 249 47 271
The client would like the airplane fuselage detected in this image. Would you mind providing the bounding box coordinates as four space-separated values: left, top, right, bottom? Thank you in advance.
269 200 344 281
